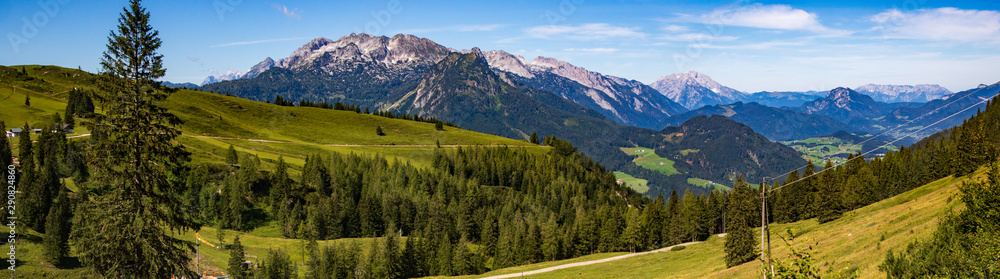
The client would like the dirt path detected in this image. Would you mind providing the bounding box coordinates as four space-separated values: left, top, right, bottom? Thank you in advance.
67 133 91 139
480 239 709 279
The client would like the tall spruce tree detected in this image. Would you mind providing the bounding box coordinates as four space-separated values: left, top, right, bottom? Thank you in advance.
724 175 758 268
226 144 239 165
17 123 41 229
228 236 247 278
72 1 199 277
0 122 11 168
43 186 72 266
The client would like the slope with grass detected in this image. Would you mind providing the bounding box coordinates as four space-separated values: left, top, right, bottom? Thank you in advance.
1 65 543 172
620 147 680 176
463 162 976 278
0 65 549 276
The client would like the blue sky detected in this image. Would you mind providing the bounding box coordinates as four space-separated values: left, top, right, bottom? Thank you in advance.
2 0 999 92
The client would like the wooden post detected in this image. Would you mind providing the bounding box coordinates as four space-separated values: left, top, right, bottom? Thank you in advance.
761 185 766 279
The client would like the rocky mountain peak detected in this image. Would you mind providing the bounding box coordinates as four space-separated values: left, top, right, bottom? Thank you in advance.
243 57 275 79
827 87 854 100
482 50 533 78
650 71 745 109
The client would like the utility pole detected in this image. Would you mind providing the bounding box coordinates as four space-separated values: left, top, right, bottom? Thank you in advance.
760 177 775 278
196 234 200 278
760 183 767 279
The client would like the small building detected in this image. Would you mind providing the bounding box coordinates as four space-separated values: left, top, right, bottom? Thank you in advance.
8 128 23 138
616 179 624 184
53 124 73 134
32 129 42 134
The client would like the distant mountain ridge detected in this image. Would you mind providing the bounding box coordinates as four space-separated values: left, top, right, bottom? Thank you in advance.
797 87 885 125
661 102 853 141
741 91 823 108
649 71 746 110
854 84 951 103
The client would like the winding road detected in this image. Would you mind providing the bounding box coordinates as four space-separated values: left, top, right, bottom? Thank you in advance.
479 236 717 279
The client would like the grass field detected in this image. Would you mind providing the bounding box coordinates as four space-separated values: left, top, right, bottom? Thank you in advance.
782 137 861 165
687 177 731 191
467 162 979 278
614 171 649 194
620 147 680 176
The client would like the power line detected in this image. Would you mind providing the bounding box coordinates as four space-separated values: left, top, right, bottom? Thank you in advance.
762 89 994 187
851 87 992 149
764 91 999 197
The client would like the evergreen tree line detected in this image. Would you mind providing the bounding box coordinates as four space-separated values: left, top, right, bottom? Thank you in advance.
0 119 86 268
188 137 768 277
769 98 1000 226
271 94 459 128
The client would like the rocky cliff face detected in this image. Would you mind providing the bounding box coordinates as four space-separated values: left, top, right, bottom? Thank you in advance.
483 50 686 129
649 71 746 110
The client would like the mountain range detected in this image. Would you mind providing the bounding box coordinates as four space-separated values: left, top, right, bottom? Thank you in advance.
198 33 813 195
483 50 687 129
196 33 998 197
855 84 952 103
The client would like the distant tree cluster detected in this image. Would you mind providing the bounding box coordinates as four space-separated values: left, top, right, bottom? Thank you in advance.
65 88 96 118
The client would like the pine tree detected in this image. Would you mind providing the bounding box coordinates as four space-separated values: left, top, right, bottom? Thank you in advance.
817 160 843 223
72 1 199 277
226 144 239 165
17 123 41 230
43 186 72 266
30 161 59 230
530 132 539 144
621 207 643 252
435 121 444 131
376 125 386 136
258 249 297 278
25 91 30 106
228 236 247 278
724 175 758 268
64 110 75 129
21 66 27 75
0 121 12 171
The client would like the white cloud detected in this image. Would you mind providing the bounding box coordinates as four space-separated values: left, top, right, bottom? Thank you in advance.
663 25 690 32
700 4 830 32
659 33 738 42
525 23 646 40
271 4 301 20
563 48 619 53
871 8 1000 43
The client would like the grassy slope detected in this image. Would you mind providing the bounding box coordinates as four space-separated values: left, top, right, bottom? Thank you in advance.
0 65 546 276
687 177 731 191
620 147 679 176
613 171 649 194
465 163 977 278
